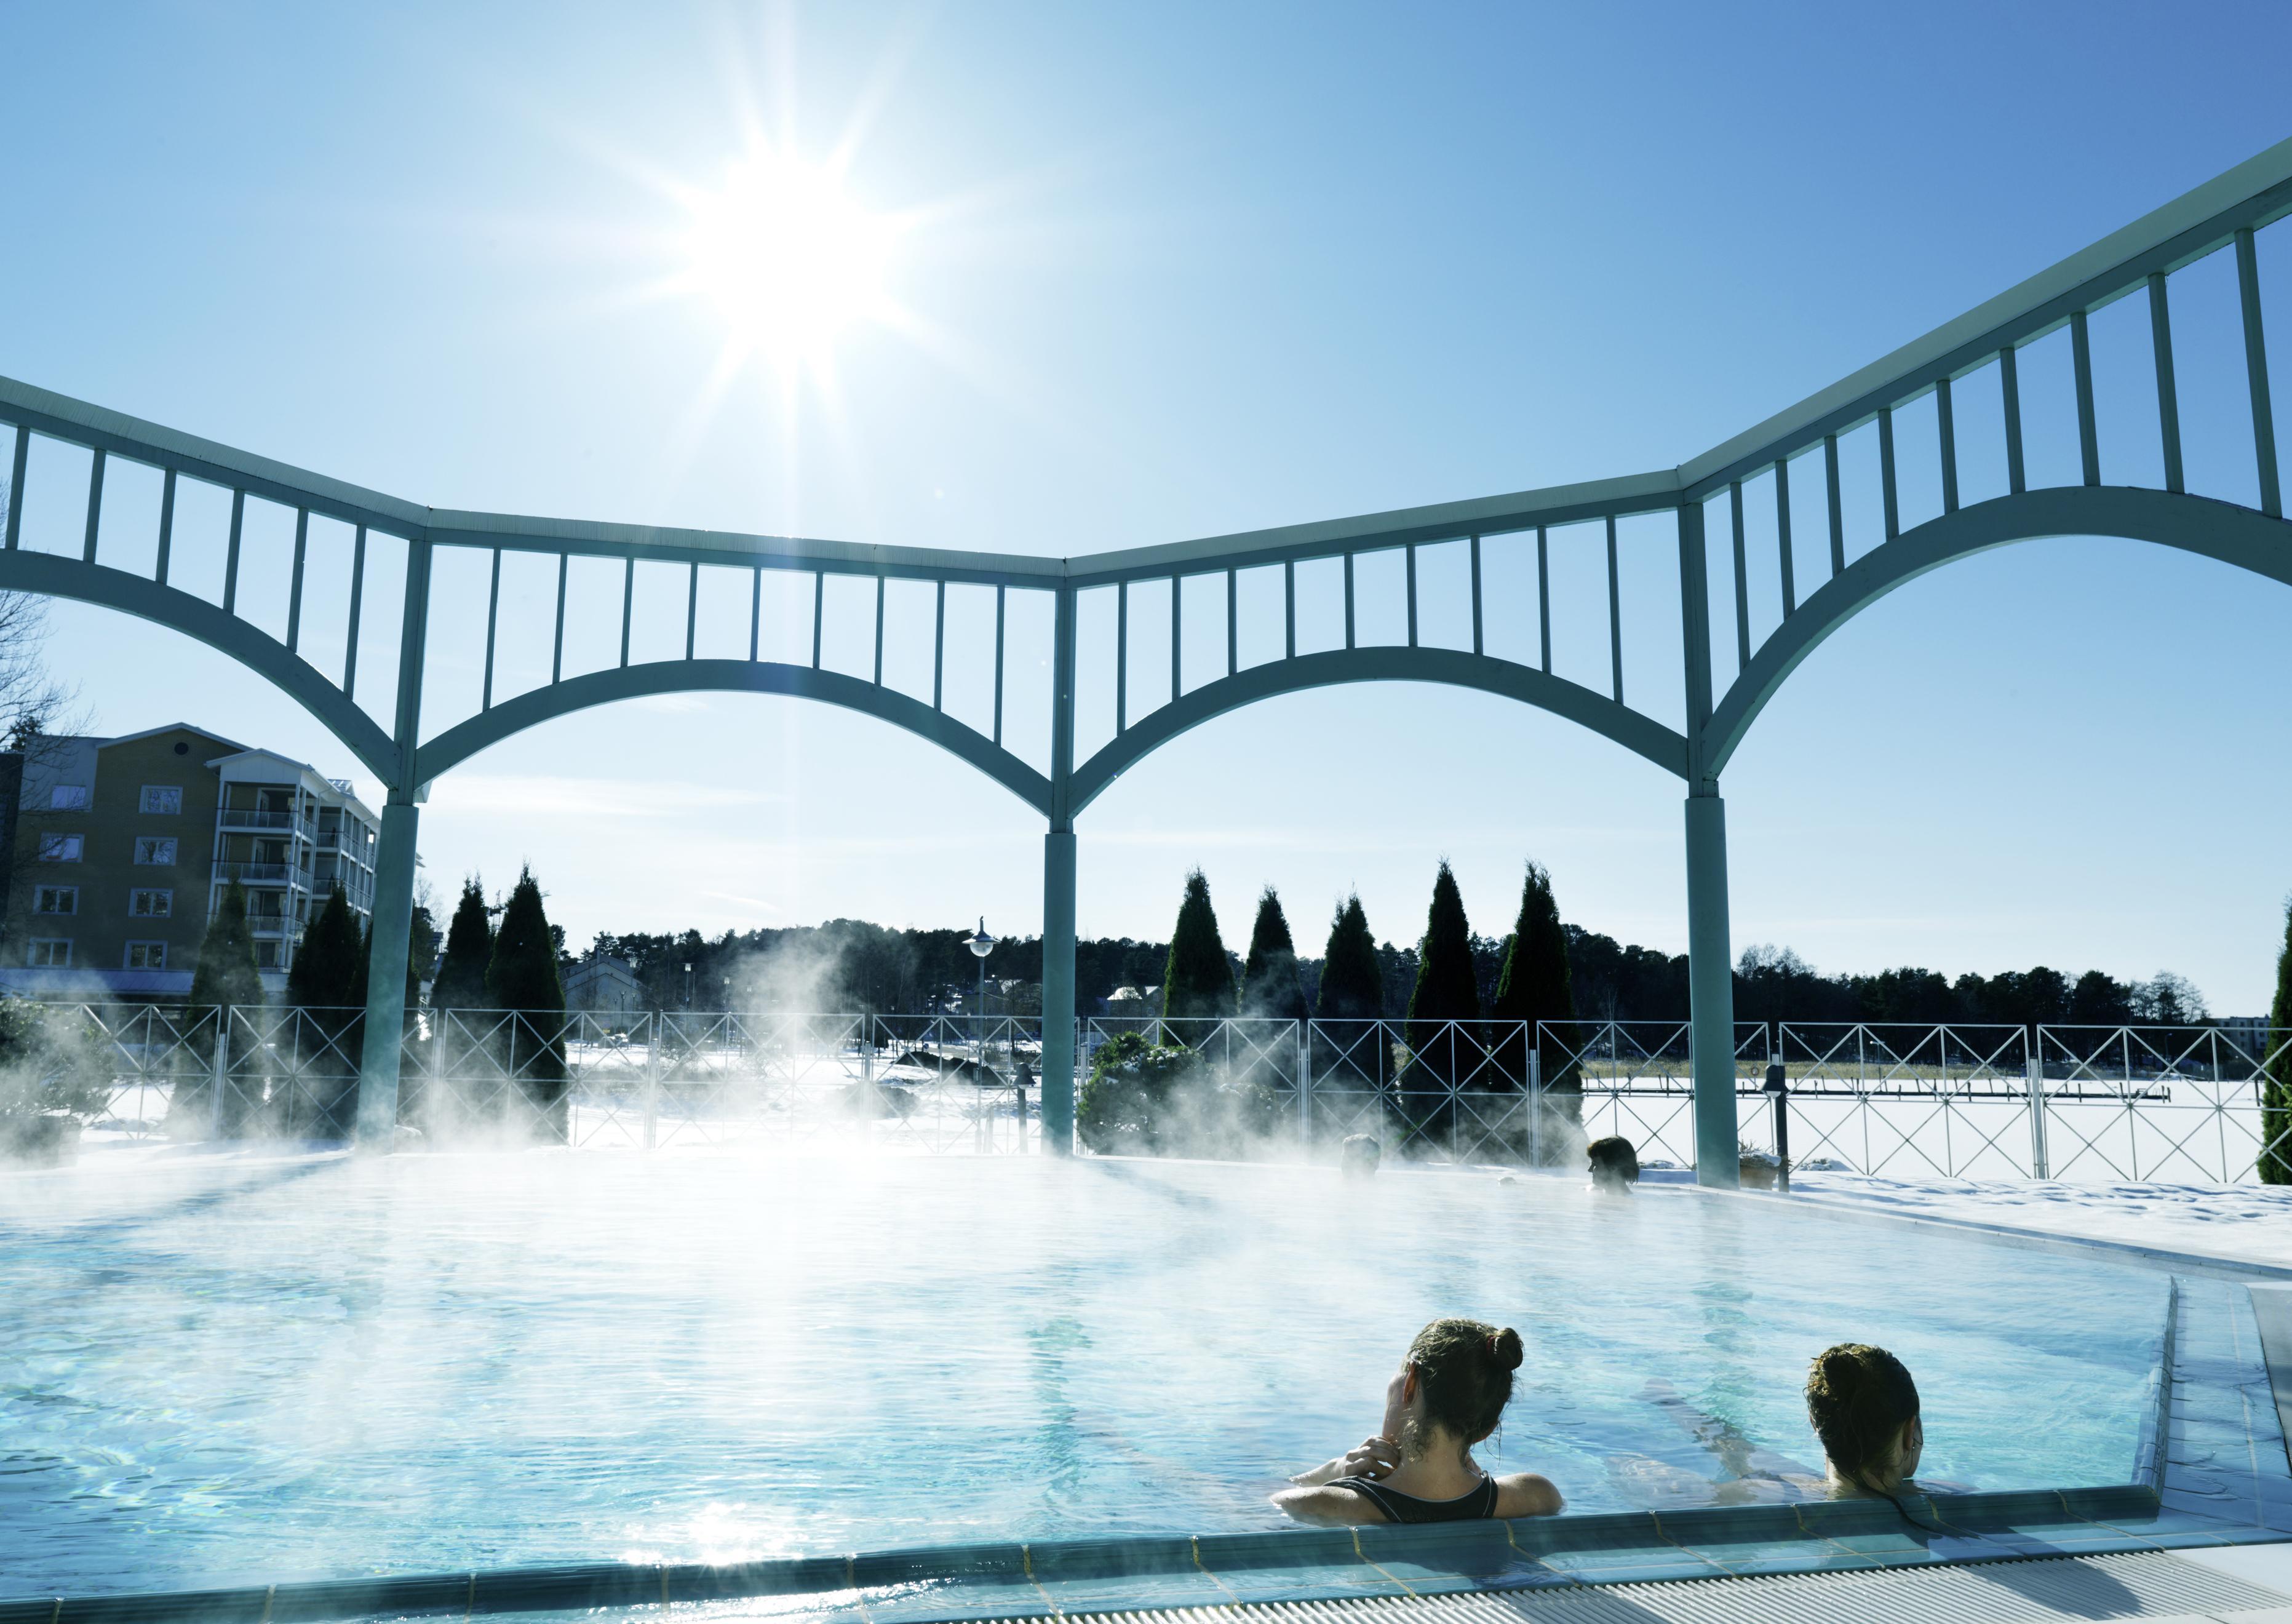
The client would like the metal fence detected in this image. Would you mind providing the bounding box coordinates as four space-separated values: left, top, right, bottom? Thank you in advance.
13 1002 2288 1183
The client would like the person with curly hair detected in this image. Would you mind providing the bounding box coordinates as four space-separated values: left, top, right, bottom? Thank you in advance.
1274 1317 1564 1524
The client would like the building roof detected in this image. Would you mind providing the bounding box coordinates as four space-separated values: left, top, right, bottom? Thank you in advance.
99 722 251 753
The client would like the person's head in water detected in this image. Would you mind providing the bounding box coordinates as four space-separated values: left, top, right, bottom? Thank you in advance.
1384 1318 1525 1462
1586 1136 1639 1192
1805 1343 1922 1495
1340 1134 1382 1180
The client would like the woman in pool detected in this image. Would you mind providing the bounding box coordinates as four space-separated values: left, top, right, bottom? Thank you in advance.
1806 1342 1948 1500
1273 1318 1564 1524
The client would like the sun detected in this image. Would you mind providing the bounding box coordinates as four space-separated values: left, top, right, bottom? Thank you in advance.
682 148 895 368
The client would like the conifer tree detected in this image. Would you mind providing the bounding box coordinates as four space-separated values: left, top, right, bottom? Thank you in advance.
178 879 265 1137
1491 862 1581 1086
405 902 440 1005
1405 861 1481 1096
1161 869 1235 1021
431 878 493 1013
284 883 365 1135
1316 894 1382 1021
2266 896 2292 1185
487 865 569 1132
1240 886 1309 1022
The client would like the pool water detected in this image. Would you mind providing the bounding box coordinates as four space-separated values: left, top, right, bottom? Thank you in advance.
0 1152 2165 1595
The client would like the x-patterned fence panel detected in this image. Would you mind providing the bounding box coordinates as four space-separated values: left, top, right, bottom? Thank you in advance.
2039 1025 2288 1184
1774 1024 2034 1180
12 1002 222 1145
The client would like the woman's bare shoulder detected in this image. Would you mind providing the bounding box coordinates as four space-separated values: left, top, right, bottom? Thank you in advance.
1271 1483 1388 1526
1493 1473 1564 1518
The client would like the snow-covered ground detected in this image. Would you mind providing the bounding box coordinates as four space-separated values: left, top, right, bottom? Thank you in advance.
1789 1170 2292 1269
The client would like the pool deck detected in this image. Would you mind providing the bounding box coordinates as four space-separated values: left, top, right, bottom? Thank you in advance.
6 1177 2291 1624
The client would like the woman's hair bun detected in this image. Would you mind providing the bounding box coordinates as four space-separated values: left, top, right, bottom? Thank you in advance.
1489 1327 1524 1371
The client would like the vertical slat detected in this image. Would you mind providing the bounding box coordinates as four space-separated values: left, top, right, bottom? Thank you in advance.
3 424 26 551
1468 535 1483 656
2236 227 2283 518
286 509 309 653
1284 559 1296 659
1729 482 1750 672
932 579 945 710
811 571 824 668
1343 554 1356 649
1878 408 1900 539
1115 580 1128 733
82 449 105 564
684 562 698 660
872 573 885 685
1225 566 1237 677
551 553 568 683
1823 434 1844 575
1535 527 1551 675
156 464 177 586
2149 272 2185 494
618 555 634 667
482 548 501 709
1773 459 1796 616
749 566 762 661
2000 344 2027 495
992 585 1006 746
1404 544 1419 647
342 522 365 696
1172 573 1184 694
1936 376 1960 514
1604 514 1622 704
223 491 245 615
2071 309 2101 487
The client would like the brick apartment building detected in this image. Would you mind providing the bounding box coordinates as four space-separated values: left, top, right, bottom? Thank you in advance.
0 723 381 998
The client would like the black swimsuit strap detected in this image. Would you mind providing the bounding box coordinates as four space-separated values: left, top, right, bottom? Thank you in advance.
1329 1473 1498 1524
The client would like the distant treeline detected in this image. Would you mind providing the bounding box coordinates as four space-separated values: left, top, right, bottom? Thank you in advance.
581 920 2211 1025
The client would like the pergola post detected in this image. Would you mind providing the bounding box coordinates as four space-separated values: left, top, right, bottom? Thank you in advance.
354 535 431 1152
1039 581 1079 1155
1684 787 1739 1187
354 797 420 1146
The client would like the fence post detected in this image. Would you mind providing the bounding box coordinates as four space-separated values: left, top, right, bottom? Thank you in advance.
1528 1040 1543 1169
209 1006 231 1141
2026 1039 2050 1179
1295 1018 1311 1142
643 1011 661 1150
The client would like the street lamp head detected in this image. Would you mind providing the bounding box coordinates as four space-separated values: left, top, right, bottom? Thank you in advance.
968 917 995 960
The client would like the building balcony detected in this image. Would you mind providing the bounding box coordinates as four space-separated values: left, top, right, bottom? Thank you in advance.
218 809 309 832
213 861 298 886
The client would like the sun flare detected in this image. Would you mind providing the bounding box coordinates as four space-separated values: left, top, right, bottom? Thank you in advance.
682 148 894 367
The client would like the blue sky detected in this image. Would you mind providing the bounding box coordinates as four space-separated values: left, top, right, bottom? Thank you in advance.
2 3 2289 1009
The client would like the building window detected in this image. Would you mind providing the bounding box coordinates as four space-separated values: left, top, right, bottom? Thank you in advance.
133 837 177 866
26 939 71 968
130 888 172 918
49 784 89 811
140 786 184 815
38 834 84 863
254 941 280 969
125 942 167 970
32 885 77 915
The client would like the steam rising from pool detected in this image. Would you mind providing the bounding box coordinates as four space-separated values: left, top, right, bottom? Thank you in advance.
0 1152 2163 1596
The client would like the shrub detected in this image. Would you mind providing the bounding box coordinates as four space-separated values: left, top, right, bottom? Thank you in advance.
0 1001 114 1126
1077 1030 1278 1157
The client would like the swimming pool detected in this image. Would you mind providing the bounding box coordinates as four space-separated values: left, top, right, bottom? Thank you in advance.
0 1152 2168 1597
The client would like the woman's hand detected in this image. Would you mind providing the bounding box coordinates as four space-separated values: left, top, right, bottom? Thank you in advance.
1289 1437 1400 1486
1340 1436 1401 1480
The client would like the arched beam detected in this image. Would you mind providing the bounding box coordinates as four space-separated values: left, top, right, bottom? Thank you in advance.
1705 486 2292 779
414 658 1055 814
0 549 399 782
1070 646 1689 816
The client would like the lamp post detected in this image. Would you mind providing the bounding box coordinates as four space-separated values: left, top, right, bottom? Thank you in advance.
683 961 693 1009
967 918 995 1064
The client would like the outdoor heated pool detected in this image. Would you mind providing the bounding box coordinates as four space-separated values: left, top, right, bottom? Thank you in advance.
0 1151 2168 1596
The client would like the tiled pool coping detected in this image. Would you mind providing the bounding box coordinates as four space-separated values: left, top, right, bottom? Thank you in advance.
6 1180 2288 1624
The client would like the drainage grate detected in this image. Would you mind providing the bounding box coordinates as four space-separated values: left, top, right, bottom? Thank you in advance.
1057 1552 2290 1624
